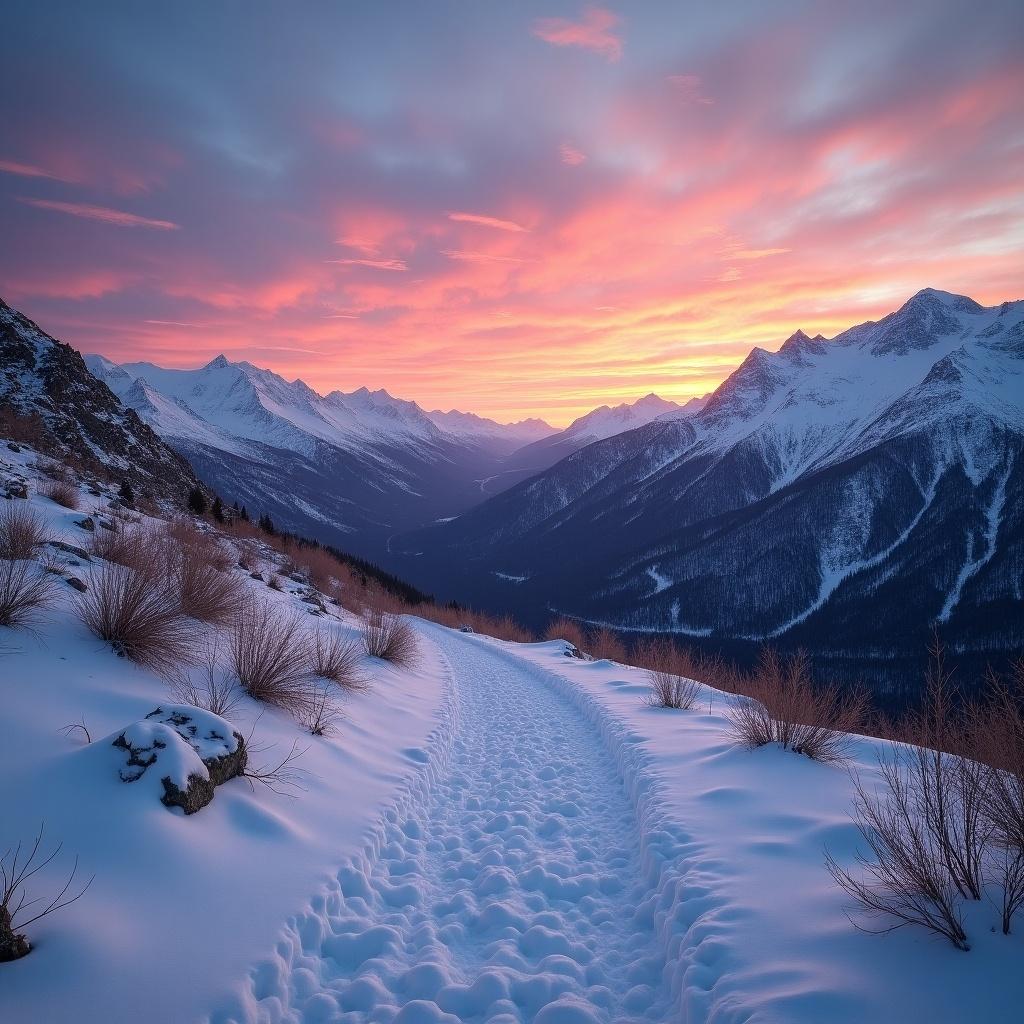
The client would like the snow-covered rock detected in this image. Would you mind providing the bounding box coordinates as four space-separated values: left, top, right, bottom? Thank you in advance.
110 705 247 814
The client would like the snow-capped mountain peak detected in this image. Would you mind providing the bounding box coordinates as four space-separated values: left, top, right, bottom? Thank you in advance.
562 392 682 441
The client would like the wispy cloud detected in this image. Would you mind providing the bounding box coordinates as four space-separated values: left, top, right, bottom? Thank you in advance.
532 7 622 62
334 236 381 255
0 158 71 181
559 142 587 166
327 257 407 271
441 250 527 264
447 211 529 232
721 245 792 261
18 198 179 230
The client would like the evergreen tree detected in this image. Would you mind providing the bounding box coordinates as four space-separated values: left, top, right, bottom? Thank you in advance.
239 504 249 522
187 486 208 516
258 512 275 535
118 480 135 507
211 495 225 522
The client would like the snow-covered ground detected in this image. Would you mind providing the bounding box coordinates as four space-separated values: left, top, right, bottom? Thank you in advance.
0 446 446 1022
2 445 1022 1022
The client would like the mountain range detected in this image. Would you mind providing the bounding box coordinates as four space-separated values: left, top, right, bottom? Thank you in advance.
393 288 1024 685
4 287 1021 688
84 350 692 559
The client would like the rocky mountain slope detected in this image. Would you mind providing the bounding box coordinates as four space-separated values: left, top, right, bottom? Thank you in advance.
0 298 206 503
397 289 1024 679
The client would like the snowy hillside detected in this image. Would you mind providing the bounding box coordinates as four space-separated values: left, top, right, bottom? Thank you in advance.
1 443 1022 1023
398 289 1024 677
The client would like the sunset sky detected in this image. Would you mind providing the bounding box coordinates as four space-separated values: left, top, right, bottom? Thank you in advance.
2 1 1022 425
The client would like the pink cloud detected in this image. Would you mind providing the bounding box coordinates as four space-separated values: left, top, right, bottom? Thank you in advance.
0 158 72 182
17 197 179 230
666 74 713 106
532 7 622 62
559 142 587 166
447 211 529 232
327 257 408 271
441 250 528 264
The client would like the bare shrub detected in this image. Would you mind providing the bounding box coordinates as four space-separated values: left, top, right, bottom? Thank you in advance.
589 626 627 663
40 479 78 510
0 505 47 560
544 616 587 651
726 649 868 765
267 574 283 591
75 561 195 673
59 718 92 745
162 531 238 625
242 736 309 795
643 641 702 710
299 681 345 737
362 606 417 667
166 640 242 718
826 755 970 950
1 825 93 961
311 627 366 691
230 598 313 712
973 661 1024 932
901 637 990 902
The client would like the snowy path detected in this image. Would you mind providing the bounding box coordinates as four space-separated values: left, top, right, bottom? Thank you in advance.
221 628 692 1023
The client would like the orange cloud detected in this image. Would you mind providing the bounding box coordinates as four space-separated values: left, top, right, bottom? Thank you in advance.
17 198 179 230
532 7 622 62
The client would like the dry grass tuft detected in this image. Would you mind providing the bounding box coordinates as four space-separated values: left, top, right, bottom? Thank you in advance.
0 558 58 629
230 597 313 712
0 505 48 560
40 479 78 510
544 616 587 651
161 530 238 625
87 522 146 568
588 626 627 663
362 606 417 667
638 639 703 710
75 561 196 673
311 627 367 691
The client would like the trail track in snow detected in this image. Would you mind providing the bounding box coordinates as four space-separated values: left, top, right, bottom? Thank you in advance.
219 627 707 1023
